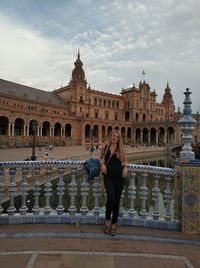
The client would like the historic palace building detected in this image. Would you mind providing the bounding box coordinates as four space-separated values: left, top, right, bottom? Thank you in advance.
0 53 199 148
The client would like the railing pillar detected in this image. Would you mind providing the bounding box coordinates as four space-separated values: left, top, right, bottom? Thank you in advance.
68 166 77 215
163 176 173 221
33 165 41 215
119 188 125 217
175 161 200 234
80 170 89 216
0 168 4 215
56 165 65 215
152 174 160 220
44 165 52 215
128 172 136 217
7 167 16 215
139 173 148 219
93 176 101 216
19 166 29 215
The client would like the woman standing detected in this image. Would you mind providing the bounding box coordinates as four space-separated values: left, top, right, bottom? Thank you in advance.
99 130 128 236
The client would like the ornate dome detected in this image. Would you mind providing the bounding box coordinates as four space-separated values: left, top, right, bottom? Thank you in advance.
71 51 85 81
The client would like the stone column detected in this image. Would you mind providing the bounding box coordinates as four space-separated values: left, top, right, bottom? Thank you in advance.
133 131 135 143
8 123 11 136
23 125 26 136
148 132 150 144
12 124 15 136
156 132 158 144
164 131 167 144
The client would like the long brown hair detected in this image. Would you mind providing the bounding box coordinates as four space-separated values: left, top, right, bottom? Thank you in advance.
108 130 125 162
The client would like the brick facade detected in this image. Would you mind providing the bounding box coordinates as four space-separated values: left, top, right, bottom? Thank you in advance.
0 53 199 148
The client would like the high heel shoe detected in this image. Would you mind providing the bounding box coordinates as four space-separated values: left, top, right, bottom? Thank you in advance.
110 224 117 236
104 221 111 234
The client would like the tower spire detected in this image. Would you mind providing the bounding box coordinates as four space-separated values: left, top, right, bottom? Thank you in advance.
142 70 146 82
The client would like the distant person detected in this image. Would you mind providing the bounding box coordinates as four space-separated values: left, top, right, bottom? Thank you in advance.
99 130 128 236
44 147 48 159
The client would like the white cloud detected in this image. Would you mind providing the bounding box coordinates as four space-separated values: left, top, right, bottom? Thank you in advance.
0 0 199 112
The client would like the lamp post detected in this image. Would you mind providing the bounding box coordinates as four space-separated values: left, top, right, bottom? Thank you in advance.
31 121 37 161
90 127 94 157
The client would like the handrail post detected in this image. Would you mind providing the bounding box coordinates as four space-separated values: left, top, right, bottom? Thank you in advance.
0 167 4 215
7 167 16 216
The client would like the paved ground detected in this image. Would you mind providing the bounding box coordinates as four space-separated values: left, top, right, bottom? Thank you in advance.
0 224 200 268
0 144 166 162
0 146 200 268
0 145 97 161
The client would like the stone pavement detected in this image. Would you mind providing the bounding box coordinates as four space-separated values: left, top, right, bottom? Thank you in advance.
0 224 200 268
0 144 166 162
0 145 97 162
0 146 200 268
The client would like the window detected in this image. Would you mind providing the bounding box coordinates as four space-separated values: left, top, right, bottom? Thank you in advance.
95 110 99 119
94 98 97 105
105 111 109 120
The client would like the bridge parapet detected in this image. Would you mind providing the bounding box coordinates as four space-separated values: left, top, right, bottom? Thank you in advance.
0 160 180 230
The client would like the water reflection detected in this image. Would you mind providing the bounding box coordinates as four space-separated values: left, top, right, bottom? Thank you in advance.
132 155 174 168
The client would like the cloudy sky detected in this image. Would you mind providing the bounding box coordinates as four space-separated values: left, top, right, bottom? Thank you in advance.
0 0 199 112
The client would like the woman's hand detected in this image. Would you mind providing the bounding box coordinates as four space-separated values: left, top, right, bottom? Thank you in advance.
122 166 128 178
101 163 107 174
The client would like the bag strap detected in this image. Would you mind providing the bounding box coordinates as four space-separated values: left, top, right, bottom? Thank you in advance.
103 144 109 159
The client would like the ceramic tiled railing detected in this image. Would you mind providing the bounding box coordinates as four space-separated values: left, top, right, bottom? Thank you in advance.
0 160 180 230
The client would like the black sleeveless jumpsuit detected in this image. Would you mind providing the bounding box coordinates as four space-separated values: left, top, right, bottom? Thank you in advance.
104 148 125 224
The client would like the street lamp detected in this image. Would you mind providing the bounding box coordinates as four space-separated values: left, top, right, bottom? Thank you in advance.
31 121 37 161
90 127 94 157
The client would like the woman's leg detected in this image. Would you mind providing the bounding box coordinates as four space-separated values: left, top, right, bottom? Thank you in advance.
104 175 115 221
111 177 125 224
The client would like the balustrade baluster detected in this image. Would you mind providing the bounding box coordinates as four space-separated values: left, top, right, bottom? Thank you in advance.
68 166 77 215
152 174 160 220
119 188 125 217
93 176 100 216
19 166 28 215
163 176 173 221
44 165 52 215
7 167 16 215
32 165 41 215
139 173 148 219
0 168 4 215
80 170 89 215
56 165 65 215
128 172 136 217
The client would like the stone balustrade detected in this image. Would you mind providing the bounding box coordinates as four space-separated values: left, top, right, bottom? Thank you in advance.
0 160 181 230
